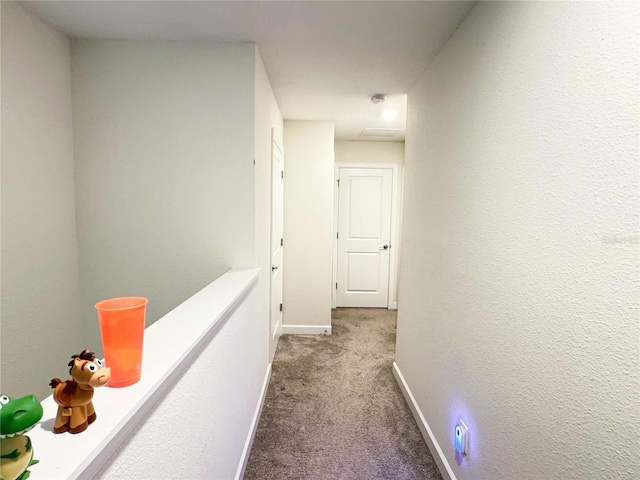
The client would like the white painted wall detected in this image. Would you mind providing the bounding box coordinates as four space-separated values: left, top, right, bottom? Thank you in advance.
95 273 267 480
395 2 639 480
71 40 256 351
0 2 83 399
334 140 404 165
254 47 284 353
283 121 335 333
334 140 405 307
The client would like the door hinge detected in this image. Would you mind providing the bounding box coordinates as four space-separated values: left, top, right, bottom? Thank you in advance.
281 170 284 179
280 238 283 247
337 179 340 187
336 282 338 290
337 232 339 239
279 303 283 312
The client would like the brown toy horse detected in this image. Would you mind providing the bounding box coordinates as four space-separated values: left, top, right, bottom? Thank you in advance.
49 349 111 434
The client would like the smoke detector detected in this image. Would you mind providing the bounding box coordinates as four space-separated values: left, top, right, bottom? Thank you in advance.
370 94 387 105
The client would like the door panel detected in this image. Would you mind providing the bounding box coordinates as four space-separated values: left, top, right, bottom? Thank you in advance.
346 253 381 291
336 168 392 308
348 176 383 238
270 134 284 361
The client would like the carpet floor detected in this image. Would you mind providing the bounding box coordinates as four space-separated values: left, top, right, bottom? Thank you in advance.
244 308 443 480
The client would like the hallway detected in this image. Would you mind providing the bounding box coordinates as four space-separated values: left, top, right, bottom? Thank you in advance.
245 309 442 479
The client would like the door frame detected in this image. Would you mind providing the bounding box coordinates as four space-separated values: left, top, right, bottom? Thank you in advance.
332 163 400 310
269 129 284 361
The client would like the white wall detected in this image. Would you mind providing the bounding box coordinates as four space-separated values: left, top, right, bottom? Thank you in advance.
283 121 335 332
334 140 404 165
395 2 639 480
71 40 256 351
96 275 266 480
1 2 83 399
334 140 405 307
254 48 284 354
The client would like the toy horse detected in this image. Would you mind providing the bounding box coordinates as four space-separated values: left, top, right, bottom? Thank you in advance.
50 349 111 434
0 394 44 480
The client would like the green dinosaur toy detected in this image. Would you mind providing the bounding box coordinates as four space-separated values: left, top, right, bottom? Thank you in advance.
0 394 43 480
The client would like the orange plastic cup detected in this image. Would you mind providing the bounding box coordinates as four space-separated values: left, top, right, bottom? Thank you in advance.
95 297 148 388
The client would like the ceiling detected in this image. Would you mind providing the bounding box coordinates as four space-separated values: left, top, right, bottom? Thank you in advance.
21 1 476 142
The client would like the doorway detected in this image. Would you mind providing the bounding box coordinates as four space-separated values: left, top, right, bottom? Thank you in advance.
332 164 399 309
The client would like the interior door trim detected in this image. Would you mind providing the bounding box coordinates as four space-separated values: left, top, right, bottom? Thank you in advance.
332 163 400 310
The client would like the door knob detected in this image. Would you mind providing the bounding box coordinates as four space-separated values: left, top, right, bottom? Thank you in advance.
378 244 389 251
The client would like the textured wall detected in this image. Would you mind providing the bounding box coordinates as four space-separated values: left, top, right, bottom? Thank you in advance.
96 282 266 480
1 2 84 399
396 2 639 479
71 40 256 351
283 121 335 329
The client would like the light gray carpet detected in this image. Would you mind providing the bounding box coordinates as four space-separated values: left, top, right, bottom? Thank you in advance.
244 308 442 480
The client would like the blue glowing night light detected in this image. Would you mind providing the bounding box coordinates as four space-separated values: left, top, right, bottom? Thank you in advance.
455 420 469 455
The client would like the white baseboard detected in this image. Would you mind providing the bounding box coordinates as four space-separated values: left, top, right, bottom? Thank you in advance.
282 324 332 335
234 363 272 480
392 362 456 480
389 301 398 310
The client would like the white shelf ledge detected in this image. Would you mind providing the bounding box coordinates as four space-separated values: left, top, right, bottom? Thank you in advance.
28 268 259 480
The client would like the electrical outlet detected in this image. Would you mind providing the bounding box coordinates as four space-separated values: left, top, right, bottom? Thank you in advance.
455 420 469 455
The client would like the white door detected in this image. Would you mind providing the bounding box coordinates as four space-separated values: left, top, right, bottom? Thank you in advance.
336 167 393 307
269 132 284 361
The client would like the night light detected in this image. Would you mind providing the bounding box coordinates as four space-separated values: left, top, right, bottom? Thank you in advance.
455 420 469 455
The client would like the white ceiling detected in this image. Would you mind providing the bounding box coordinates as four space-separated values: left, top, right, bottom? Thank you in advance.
21 1 476 141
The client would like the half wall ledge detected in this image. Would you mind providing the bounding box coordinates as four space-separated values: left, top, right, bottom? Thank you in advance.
27 268 260 479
